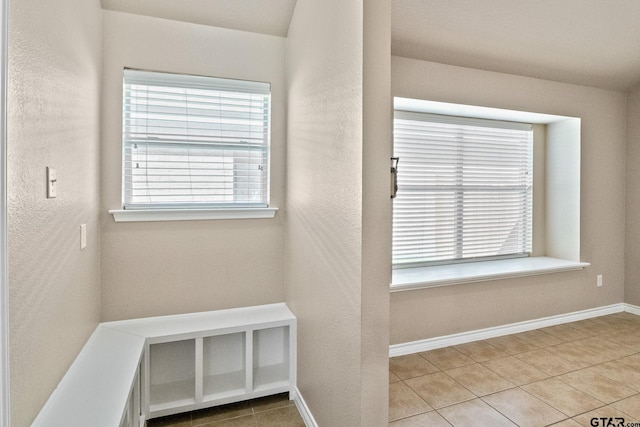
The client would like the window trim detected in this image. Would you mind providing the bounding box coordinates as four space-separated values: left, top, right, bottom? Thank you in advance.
390 97 585 290
391 257 590 292
121 69 272 211
109 207 278 223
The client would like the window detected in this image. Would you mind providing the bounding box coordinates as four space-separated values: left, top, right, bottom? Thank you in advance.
392 111 533 268
122 69 271 210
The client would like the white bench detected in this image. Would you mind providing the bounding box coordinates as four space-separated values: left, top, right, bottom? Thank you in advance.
32 303 296 427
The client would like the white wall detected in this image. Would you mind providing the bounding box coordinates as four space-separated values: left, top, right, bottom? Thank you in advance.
286 1 391 425
7 0 102 424
546 119 581 260
391 56 627 344
100 11 287 321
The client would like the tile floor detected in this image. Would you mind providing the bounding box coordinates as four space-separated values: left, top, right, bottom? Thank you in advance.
146 313 640 427
390 312 640 426
146 393 304 427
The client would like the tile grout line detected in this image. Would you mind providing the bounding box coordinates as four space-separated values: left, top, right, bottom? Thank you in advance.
391 314 640 426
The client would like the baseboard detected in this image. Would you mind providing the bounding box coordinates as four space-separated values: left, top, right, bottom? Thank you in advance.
625 303 640 315
294 387 318 427
390 303 627 357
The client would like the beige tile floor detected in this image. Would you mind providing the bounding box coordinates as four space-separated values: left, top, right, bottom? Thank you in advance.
390 312 640 427
146 393 305 427
145 313 640 427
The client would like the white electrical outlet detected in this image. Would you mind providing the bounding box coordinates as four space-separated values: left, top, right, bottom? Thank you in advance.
597 274 603 287
80 224 87 250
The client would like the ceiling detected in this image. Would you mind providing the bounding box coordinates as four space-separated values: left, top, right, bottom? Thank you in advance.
392 0 640 91
100 0 297 37
100 0 640 92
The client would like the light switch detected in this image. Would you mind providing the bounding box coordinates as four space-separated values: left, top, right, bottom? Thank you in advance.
47 167 57 198
80 224 87 250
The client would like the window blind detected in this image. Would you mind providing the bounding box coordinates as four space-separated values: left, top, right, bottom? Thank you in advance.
393 111 533 267
122 69 271 209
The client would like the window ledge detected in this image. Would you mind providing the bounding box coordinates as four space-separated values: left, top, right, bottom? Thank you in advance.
109 207 278 222
391 257 590 292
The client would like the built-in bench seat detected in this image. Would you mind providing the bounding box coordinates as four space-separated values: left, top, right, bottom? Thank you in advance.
32 303 296 427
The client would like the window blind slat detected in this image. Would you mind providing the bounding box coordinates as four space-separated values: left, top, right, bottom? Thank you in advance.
393 111 533 267
122 70 270 209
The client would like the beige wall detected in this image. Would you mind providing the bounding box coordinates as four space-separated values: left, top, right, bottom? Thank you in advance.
286 0 391 425
361 1 392 424
285 0 363 423
100 11 287 321
391 57 627 345
626 85 640 306
7 0 102 424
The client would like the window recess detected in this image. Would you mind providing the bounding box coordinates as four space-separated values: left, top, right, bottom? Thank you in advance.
392 111 534 268
121 69 271 210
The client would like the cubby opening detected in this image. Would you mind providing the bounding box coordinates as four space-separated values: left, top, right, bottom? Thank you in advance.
253 326 290 392
149 339 196 411
203 333 247 400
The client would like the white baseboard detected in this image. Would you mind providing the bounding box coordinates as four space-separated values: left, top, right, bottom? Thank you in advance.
625 303 640 315
294 387 318 427
390 303 628 357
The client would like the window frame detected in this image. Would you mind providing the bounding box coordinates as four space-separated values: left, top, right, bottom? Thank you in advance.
120 69 273 213
392 112 535 269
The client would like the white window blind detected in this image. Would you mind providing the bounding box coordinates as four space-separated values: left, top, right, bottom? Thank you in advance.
393 111 533 267
122 69 271 209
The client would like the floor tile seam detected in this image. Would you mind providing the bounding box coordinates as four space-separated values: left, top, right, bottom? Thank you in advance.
556 401 609 419
429 394 477 412
555 370 640 401
516 382 611 419
475 390 552 427
515 351 603 377
397 378 434 409
437 364 506 399
479 385 562 417
479 356 552 386
251 403 294 415
442 364 519 397
574 404 639 424
388 409 441 425
431 404 483 427
589 365 640 393
193 412 255 427
389 365 443 381
426 409 456 427
195 413 257 427
416 352 454 370
251 403 303 418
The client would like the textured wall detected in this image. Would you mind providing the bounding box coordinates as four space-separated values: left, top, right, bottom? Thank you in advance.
626 85 640 306
100 11 287 321
7 0 102 424
285 0 365 425
391 57 627 345
361 0 392 424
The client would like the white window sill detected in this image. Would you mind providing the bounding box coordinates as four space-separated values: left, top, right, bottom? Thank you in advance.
391 257 590 292
109 207 278 222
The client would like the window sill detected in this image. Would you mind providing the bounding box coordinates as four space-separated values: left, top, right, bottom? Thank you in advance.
391 257 590 292
109 207 278 222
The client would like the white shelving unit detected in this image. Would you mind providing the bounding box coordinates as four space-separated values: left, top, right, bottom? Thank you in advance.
32 303 296 425
32 326 146 427
104 303 297 420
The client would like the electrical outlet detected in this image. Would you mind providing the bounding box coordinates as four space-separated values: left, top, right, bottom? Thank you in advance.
597 274 603 287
